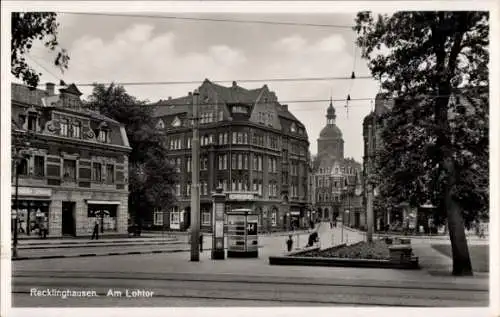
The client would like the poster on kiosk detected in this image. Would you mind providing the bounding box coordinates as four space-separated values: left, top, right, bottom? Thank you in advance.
227 209 259 258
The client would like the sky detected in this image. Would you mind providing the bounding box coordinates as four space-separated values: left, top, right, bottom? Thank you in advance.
16 11 383 163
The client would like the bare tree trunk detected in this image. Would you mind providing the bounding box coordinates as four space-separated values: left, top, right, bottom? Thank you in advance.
444 159 473 276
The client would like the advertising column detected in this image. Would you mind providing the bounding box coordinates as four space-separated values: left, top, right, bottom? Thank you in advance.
212 188 226 260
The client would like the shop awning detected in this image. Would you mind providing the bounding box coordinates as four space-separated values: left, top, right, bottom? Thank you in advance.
86 200 121 205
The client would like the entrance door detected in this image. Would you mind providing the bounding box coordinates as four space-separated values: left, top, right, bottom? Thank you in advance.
62 201 76 236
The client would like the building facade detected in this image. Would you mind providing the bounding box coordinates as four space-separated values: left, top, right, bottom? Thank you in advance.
11 83 131 238
152 79 310 232
310 100 364 227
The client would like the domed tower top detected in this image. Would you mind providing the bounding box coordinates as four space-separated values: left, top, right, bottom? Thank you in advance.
326 97 336 125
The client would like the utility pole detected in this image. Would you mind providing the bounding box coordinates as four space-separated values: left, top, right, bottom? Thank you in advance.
190 89 201 261
366 122 374 243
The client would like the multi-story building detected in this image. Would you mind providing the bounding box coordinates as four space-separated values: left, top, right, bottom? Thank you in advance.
310 100 364 227
11 82 131 238
152 79 310 232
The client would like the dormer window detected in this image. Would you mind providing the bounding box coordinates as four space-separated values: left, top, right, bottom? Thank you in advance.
171 117 181 127
97 122 110 143
290 123 297 133
98 130 110 143
156 119 165 129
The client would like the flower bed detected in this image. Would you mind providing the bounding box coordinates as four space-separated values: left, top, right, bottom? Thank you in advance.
293 240 391 260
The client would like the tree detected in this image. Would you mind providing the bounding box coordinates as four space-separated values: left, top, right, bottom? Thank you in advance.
11 12 70 88
86 84 177 226
354 11 489 275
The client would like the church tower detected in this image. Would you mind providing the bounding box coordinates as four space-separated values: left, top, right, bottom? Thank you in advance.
317 98 344 160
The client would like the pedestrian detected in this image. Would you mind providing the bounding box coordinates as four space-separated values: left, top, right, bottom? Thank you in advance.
199 233 204 252
39 221 45 239
91 218 99 240
286 234 293 252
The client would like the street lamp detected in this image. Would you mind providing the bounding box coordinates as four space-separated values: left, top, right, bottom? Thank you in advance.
12 143 32 258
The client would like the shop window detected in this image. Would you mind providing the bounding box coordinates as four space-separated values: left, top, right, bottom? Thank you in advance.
106 164 115 184
88 204 118 232
271 209 277 226
12 201 50 236
170 211 180 226
34 156 45 177
92 163 102 181
63 159 76 180
154 209 164 226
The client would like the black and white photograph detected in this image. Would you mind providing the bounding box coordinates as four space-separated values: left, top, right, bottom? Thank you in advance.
1 1 498 317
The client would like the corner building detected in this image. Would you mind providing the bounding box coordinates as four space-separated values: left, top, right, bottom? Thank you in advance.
11 83 131 238
152 79 310 232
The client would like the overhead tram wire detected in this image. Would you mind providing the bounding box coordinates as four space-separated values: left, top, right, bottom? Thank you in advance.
57 12 355 29
59 75 374 88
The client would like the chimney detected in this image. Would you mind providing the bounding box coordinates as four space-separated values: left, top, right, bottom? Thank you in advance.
46 82 55 95
232 81 237 88
188 92 192 96
168 96 172 100
282 104 288 111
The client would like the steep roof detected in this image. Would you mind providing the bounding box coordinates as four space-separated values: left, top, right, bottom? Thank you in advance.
152 79 305 130
11 83 119 124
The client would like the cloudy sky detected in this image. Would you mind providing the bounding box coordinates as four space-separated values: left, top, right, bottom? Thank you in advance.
16 11 384 163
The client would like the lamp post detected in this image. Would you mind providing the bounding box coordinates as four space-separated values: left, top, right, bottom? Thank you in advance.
12 139 32 258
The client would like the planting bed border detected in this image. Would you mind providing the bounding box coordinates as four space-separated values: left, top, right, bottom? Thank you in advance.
269 241 420 270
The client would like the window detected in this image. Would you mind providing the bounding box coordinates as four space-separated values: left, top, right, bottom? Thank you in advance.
271 209 277 226
17 158 28 176
154 210 164 226
218 111 224 121
243 133 248 144
63 159 76 180
176 157 181 172
72 121 81 138
224 133 228 144
98 129 110 143
170 210 180 226
92 163 102 181
187 137 192 149
187 157 191 172
28 114 37 132
238 154 242 169
186 183 191 196
219 133 223 145
34 156 45 177
202 209 211 225
60 119 69 137
243 155 248 170
106 164 114 183
201 157 208 170
258 156 262 171
175 184 181 196
232 132 237 144
232 154 237 170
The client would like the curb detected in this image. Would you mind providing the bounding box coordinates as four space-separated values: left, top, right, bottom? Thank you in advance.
18 241 185 250
12 248 191 261
12 246 266 261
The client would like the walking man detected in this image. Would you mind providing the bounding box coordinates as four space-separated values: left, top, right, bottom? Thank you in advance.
286 234 294 252
91 218 99 240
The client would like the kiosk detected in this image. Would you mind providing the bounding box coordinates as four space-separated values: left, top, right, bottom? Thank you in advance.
227 209 259 258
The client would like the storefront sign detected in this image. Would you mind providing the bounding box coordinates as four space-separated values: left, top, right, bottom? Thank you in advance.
11 187 52 197
227 193 255 201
